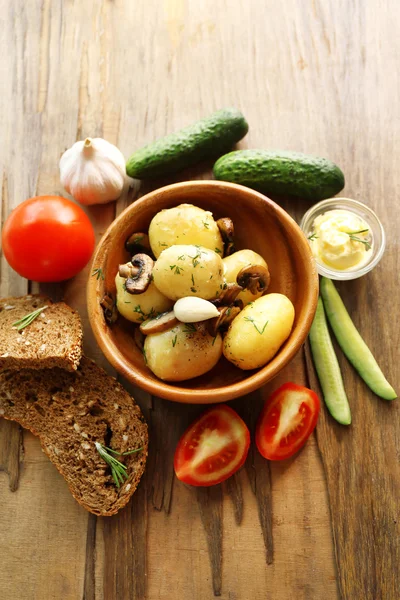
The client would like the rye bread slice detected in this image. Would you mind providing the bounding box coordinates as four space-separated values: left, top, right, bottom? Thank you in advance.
0 295 82 372
0 356 148 516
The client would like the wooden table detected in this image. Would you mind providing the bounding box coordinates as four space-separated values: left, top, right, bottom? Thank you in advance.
1 2 399 599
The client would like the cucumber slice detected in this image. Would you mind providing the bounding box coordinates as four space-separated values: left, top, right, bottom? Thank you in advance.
320 277 397 400
309 297 352 425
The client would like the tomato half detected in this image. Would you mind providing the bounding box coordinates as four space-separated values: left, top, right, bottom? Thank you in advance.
2 195 95 282
174 405 250 486
256 383 320 461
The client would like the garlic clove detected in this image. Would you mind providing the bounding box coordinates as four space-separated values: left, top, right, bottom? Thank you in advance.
59 137 126 206
173 297 220 323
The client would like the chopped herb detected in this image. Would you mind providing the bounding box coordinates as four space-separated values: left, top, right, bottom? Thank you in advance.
190 287 197 293
244 316 269 335
177 254 186 261
210 274 213 279
95 442 143 489
170 265 184 274
124 301 132 304
226 307 231 317
12 306 48 332
215 247 222 254
203 220 210 229
212 335 217 346
308 233 318 241
142 347 148 364
158 242 168 247
183 323 196 334
191 274 195 286
189 246 206 268
172 335 178 347
92 267 105 280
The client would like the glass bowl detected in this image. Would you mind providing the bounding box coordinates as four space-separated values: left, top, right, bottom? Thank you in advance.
300 198 386 280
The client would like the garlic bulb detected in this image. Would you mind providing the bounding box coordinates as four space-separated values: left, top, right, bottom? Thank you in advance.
173 297 219 323
59 137 126 205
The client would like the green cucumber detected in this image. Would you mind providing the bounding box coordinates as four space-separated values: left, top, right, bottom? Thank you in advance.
126 108 248 179
213 149 344 200
309 297 352 425
320 277 397 400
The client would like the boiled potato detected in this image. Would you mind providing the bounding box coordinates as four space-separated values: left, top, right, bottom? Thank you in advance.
115 273 173 323
223 249 269 306
149 204 224 258
144 322 223 381
152 244 225 301
223 294 295 370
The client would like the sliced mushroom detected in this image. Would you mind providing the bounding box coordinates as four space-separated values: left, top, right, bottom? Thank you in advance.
212 283 243 306
139 311 178 335
206 305 241 337
100 293 118 325
236 264 271 295
125 232 152 256
119 253 154 295
216 217 235 256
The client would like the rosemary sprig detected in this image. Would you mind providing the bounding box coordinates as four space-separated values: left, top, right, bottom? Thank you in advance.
244 316 269 335
12 306 48 332
92 267 105 280
348 229 371 250
95 442 143 488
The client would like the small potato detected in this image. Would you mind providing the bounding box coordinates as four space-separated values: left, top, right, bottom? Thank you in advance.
144 323 223 381
152 244 225 301
223 294 295 370
223 249 269 306
149 204 224 258
115 273 173 323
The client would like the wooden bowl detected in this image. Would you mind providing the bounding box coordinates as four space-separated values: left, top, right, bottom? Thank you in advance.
87 181 318 403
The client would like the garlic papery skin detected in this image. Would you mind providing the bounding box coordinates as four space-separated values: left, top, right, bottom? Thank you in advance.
59 137 126 205
173 297 219 323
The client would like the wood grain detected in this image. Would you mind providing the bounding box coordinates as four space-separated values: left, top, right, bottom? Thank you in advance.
1 0 399 599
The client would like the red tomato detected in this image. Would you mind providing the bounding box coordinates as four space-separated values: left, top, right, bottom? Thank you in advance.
174 405 250 486
2 195 95 282
256 383 320 461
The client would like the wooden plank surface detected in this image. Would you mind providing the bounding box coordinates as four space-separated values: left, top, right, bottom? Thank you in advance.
0 1 399 599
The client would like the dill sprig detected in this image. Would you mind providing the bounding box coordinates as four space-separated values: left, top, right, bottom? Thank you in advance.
308 233 318 241
95 442 143 488
12 306 48 332
92 268 105 280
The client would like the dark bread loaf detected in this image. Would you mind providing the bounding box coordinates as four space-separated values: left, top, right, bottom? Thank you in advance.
0 356 148 516
0 295 82 372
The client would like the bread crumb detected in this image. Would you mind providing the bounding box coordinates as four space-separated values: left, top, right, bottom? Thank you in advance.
125 484 131 491
0 409 4 415
82 442 90 450
114 403 119 410
4 305 15 310
119 417 126 429
69 386 74 392
73 423 81 433
79 452 85 460
114 387 120 392
53 447 61 456
39 344 46 352
81 432 89 439
25 341 31 346
16 337 22 343
1 353 9 358
123 434 128 442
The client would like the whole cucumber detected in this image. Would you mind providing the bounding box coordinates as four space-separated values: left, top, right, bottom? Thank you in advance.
320 277 397 400
213 149 345 200
126 108 248 179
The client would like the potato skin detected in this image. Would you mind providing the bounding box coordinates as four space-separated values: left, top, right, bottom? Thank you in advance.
223 249 268 306
115 273 173 323
223 294 295 370
144 323 223 381
152 244 225 301
148 204 224 258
